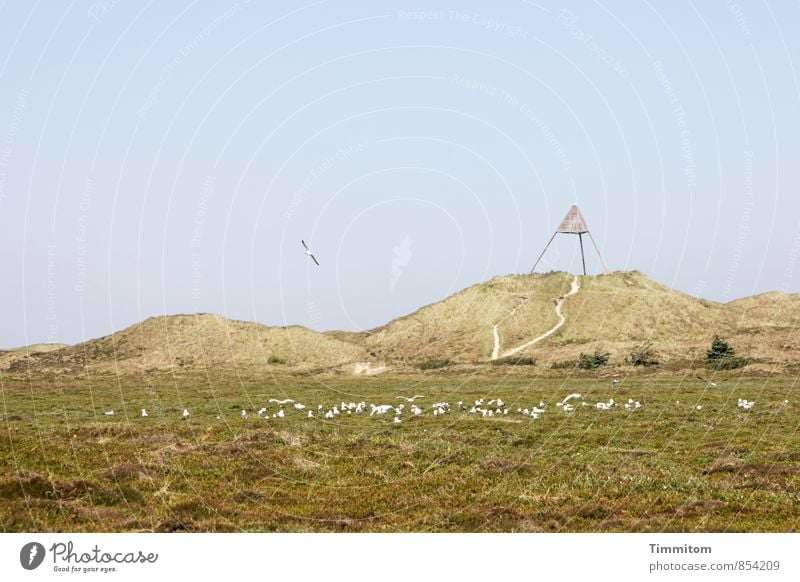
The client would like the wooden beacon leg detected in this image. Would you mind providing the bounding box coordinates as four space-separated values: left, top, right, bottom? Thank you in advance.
530 232 557 274
587 231 609 273
578 233 586 276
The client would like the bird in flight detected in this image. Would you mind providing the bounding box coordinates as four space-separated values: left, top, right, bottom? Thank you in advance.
397 395 424 402
269 398 295 405
301 240 320 266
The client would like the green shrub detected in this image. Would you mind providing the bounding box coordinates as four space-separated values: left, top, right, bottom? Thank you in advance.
550 359 577 370
267 355 286 364
706 335 735 362
577 351 610 369
491 356 536 366
418 359 452 370
710 356 748 370
627 342 660 367
705 336 747 370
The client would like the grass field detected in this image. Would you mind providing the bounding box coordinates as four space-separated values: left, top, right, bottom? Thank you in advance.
1 371 798 532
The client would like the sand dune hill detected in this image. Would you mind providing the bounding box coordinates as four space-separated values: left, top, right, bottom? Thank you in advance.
0 343 69 371
350 272 573 363
725 291 800 363
4 272 800 374
3 314 368 373
546 271 730 363
341 271 800 367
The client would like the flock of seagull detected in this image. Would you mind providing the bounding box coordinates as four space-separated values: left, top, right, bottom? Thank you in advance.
91 244 784 423
278 242 768 420
284 243 772 419
99 393 781 422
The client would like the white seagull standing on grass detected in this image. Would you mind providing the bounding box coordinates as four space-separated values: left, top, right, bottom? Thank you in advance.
301 240 320 266
737 398 755 410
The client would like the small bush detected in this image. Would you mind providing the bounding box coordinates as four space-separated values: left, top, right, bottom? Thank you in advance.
705 335 747 370
491 356 536 366
710 356 748 370
418 359 452 370
550 359 577 370
706 335 735 362
267 355 286 364
627 342 660 367
577 351 610 369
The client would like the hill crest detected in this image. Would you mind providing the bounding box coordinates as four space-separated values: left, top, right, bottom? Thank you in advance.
3 271 798 373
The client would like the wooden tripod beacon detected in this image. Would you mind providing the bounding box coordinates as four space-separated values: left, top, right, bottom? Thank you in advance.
530 204 609 275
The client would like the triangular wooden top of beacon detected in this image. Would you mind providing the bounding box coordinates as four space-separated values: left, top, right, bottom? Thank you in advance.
530 204 609 274
557 204 589 234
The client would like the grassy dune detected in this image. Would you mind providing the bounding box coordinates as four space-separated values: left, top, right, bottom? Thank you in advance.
3 271 799 375
356 273 572 363
1 372 798 532
3 314 369 375
347 271 800 368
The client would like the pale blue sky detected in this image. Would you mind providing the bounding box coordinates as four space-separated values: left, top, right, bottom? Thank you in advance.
1 1 799 347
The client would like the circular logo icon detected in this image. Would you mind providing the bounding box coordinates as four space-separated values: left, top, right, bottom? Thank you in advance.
20 542 46 570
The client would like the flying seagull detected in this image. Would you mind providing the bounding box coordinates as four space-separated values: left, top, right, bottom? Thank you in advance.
397 395 425 402
301 240 319 266
269 398 295 405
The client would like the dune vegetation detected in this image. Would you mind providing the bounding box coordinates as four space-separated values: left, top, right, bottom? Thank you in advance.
1 371 799 532
2 271 799 532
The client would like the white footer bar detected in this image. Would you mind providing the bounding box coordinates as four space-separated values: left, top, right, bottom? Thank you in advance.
1 533 797 581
